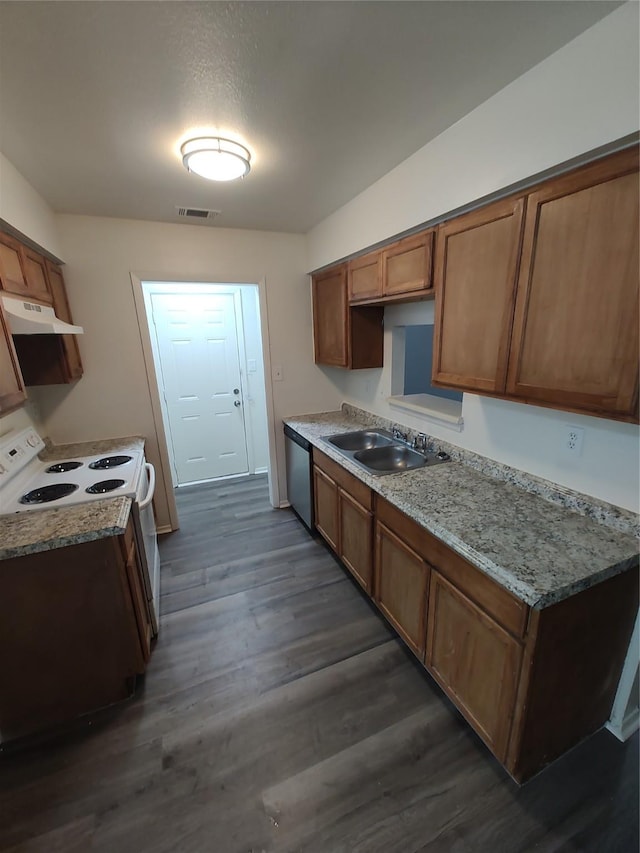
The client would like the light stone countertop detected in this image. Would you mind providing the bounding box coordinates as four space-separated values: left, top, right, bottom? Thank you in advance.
0 435 144 561
0 497 131 561
284 411 639 609
41 435 145 461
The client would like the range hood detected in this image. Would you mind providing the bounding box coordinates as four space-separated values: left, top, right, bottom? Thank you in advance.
1 294 83 335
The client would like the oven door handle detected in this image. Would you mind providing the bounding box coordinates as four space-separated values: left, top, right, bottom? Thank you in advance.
138 462 156 509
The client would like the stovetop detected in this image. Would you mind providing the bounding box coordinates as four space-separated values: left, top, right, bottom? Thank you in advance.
0 428 144 515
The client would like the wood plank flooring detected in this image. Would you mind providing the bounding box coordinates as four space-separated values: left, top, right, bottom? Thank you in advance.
0 475 637 852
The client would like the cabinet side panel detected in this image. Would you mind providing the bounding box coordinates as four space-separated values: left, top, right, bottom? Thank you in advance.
0 540 140 741
510 567 639 782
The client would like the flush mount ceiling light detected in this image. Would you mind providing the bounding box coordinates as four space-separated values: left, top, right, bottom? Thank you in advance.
181 136 251 182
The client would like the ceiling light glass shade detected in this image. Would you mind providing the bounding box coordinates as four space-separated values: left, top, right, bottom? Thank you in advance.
181 137 251 181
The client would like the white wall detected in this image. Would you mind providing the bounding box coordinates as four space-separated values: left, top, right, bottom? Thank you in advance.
30 215 342 528
0 152 63 259
240 285 270 473
307 3 640 513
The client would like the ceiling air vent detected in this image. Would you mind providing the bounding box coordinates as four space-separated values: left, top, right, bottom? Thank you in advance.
175 206 221 221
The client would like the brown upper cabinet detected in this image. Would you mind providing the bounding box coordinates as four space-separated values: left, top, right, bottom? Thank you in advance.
382 230 434 298
312 264 383 369
347 229 435 304
0 297 26 414
432 196 525 394
13 261 84 385
20 247 53 304
432 147 639 422
0 234 53 304
45 260 83 381
0 233 30 299
348 249 382 302
0 227 84 387
506 149 639 419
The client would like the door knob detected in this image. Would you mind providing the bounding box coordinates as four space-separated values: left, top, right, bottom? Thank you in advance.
234 400 241 407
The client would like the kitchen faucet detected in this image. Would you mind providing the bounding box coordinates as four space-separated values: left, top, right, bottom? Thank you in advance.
412 433 427 453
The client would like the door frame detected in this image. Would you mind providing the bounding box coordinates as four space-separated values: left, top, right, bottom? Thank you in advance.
130 273 280 532
145 284 253 488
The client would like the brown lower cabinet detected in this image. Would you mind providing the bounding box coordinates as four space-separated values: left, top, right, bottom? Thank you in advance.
312 448 638 782
0 516 152 743
426 571 523 762
313 448 373 593
375 522 429 658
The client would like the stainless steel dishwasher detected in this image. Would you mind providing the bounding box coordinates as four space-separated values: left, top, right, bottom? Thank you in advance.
284 424 314 531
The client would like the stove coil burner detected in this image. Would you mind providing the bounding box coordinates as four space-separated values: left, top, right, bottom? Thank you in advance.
85 479 126 494
46 461 84 474
89 455 133 470
20 483 80 504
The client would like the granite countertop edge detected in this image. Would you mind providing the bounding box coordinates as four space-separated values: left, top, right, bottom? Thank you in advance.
283 412 639 610
0 497 132 561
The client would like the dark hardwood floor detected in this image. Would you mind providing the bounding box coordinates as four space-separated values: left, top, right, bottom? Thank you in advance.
0 475 638 852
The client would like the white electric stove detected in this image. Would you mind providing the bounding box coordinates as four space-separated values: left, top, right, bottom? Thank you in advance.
0 427 160 635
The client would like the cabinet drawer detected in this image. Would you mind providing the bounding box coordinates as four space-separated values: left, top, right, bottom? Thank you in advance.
313 447 373 509
377 497 529 639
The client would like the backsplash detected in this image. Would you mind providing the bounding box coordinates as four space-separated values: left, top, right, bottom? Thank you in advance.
342 403 640 538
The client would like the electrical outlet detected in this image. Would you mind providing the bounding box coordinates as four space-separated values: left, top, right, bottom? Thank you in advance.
563 425 585 457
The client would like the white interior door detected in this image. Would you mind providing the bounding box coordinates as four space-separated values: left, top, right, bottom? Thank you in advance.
151 292 249 484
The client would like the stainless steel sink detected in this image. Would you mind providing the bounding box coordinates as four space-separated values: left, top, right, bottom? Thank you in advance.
326 430 395 452
322 428 450 475
354 445 428 472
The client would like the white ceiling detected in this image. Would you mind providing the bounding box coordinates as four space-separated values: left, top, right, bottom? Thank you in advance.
0 1 623 233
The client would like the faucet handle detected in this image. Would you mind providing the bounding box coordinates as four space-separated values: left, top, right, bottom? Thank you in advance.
393 427 408 442
412 433 427 453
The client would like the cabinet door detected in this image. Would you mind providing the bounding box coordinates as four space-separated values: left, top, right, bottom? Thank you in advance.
382 230 434 297
432 196 525 393
506 149 639 419
339 489 373 592
348 250 382 302
426 571 522 762
312 266 349 366
313 465 339 551
46 261 83 380
0 298 26 413
375 522 429 658
0 232 29 297
20 247 53 304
